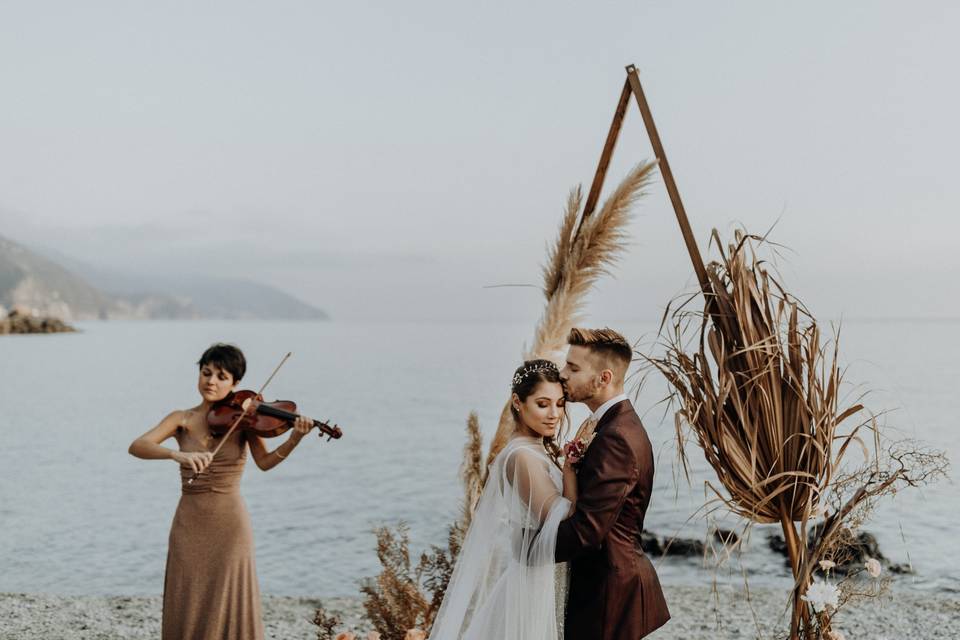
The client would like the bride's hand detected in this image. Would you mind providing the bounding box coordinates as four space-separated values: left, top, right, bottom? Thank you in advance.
563 453 581 471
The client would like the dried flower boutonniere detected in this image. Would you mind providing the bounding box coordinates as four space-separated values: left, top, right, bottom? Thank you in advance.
563 419 599 465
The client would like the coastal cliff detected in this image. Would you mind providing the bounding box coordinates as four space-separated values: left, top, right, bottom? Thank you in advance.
0 234 328 323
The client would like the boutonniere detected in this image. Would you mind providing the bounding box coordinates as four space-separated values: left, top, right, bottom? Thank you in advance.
563 432 597 464
563 418 599 465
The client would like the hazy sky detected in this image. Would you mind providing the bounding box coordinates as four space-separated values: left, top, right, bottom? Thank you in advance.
1 1 958 321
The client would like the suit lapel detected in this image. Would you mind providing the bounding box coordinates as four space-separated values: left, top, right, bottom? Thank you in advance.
578 399 631 473
593 399 631 436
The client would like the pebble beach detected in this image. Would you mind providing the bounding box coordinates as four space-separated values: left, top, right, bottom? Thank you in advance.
3 586 958 639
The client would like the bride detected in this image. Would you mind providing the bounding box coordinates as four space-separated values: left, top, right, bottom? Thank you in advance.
428 359 579 640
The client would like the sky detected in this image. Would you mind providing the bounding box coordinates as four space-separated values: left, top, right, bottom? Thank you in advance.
1 1 958 321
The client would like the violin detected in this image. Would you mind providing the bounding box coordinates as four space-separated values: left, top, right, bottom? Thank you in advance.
207 389 343 441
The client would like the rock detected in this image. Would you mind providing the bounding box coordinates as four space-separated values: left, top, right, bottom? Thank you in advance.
2 309 76 334
714 528 740 545
888 563 915 575
665 537 706 557
767 533 788 556
639 530 663 555
766 526 903 575
845 530 885 563
638 530 705 557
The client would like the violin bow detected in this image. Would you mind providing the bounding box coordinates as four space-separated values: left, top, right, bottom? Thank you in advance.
187 351 292 484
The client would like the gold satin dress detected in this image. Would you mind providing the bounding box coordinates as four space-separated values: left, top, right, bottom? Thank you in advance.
162 422 264 640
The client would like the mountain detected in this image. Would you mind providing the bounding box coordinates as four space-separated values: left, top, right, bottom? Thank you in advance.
108 276 329 320
0 234 329 321
0 235 113 319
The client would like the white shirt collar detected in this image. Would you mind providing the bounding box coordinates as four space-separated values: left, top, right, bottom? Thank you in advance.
590 393 629 423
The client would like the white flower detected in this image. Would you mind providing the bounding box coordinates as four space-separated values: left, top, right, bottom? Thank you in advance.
825 630 846 640
865 556 882 578
818 559 836 572
801 579 840 613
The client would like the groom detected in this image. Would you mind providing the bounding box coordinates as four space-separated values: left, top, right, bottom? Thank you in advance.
556 327 670 639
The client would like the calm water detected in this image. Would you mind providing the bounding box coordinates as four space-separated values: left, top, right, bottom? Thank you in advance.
0 319 956 596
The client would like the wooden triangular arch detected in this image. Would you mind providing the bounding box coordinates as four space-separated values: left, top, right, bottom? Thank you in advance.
576 64 710 295
589 66 819 640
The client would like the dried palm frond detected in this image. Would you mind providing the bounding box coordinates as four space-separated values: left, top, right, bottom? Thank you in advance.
485 160 657 467
652 229 862 526
648 228 948 639
649 229 861 638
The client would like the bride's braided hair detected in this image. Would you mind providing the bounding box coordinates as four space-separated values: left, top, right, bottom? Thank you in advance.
510 359 567 467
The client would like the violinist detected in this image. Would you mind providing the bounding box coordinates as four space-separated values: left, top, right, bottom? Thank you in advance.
128 342 314 640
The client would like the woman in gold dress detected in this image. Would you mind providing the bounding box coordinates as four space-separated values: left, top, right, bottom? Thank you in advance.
129 343 314 640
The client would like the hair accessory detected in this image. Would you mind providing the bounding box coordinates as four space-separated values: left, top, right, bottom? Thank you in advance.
512 361 559 387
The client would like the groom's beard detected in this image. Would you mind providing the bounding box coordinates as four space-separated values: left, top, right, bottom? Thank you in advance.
563 383 593 404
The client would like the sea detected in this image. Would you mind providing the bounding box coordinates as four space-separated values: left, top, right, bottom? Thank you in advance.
0 319 956 596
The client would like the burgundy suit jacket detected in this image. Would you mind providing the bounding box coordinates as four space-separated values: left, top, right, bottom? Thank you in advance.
555 399 670 639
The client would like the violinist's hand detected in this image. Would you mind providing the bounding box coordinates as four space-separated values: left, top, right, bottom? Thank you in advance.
291 415 313 440
172 451 214 474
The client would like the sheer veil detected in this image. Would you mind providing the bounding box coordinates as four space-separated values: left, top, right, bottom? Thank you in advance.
428 436 570 640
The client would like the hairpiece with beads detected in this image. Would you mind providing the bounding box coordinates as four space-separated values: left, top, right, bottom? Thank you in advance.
512 361 559 388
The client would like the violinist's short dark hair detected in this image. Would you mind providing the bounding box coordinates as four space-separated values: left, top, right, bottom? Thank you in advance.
197 343 246 382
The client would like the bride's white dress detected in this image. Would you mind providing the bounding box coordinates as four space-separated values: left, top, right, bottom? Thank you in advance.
428 436 570 640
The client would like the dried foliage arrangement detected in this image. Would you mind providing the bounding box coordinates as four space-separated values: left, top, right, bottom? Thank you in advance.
313 415 475 639
648 229 948 639
459 412 486 530
484 160 657 469
358 523 460 640
797 441 946 638
311 604 341 640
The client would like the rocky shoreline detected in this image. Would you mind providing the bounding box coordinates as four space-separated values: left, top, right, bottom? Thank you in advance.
0 308 75 335
2 586 958 639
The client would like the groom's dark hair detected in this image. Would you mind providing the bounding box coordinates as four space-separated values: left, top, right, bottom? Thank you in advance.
568 327 632 377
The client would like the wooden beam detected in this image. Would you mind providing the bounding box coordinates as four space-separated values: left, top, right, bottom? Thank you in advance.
624 64 710 293
573 78 633 243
